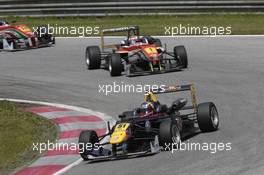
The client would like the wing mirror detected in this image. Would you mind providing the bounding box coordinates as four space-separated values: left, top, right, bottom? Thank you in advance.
171 98 187 111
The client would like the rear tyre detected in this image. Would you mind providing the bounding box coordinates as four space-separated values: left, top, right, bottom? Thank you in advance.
109 53 122 76
35 25 53 44
154 39 162 47
122 111 135 119
35 25 49 38
197 102 219 132
143 36 162 47
174 46 188 68
79 130 99 161
159 120 181 149
85 46 101 69
143 36 156 44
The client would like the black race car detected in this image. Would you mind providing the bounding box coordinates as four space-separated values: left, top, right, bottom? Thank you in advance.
78 84 219 162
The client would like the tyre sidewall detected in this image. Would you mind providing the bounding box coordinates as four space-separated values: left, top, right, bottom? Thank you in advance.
197 102 219 132
109 53 122 76
159 119 181 149
174 46 188 68
78 130 99 160
86 46 101 69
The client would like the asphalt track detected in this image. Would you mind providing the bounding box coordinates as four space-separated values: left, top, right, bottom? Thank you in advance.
0 37 264 175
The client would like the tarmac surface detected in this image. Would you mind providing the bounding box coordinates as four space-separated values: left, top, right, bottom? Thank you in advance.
0 37 263 175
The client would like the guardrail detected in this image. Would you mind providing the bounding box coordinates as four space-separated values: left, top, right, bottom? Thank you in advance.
1 1 264 17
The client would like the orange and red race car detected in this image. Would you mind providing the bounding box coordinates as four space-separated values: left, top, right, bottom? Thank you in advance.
0 20 55 51
85 26 188 77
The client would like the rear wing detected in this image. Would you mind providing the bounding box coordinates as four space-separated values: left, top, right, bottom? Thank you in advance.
150 84 198 109
100 26 139 51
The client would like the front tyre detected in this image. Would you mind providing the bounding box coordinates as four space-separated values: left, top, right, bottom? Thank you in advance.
159 120 181 149
78 130 99 161
109 53 122 76
85 46 101 69
112 144 117 156
52 37 55 44
174 46 188 68
197 102 219 132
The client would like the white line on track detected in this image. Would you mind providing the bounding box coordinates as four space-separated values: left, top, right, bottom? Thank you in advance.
53 158 83 175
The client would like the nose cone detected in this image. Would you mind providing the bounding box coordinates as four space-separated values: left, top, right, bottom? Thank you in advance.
110 131 129 144
142 46 159 62
17 25 34 36
110 123 130 144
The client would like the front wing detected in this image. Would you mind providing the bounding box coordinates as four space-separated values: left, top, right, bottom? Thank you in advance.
86 136 160 162
0 37 54 51
124 61 184 77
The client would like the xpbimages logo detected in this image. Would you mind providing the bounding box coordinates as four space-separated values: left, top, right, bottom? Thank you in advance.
164 24 232 36
33 24 100 37
32 140 102 154
164 140 232 154
98 82 166 95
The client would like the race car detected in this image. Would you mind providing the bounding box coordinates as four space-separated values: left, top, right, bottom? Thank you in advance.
78 84 219 161
0 20 55 51
85 26 188 77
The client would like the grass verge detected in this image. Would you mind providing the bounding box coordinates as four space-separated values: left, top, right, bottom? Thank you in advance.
3 14 264 36
0 101 58 175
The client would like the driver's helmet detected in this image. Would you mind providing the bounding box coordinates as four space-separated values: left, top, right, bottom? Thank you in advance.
140 102 154 117
121 40 126 46
0 20 9 26
144 92 158 103
120 39 128 46
128 35 138 45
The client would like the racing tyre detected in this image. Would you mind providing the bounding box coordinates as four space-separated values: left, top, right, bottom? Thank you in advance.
154 39 162 47
12 41 17 50
36 25 49 38
52 37 55 44
197 102 219 132
85 46 101 69
144 36 162 47
143 36 156 44
159 120 181 149
174 46 188 68
36 25 53 44
109 53 122 76
112 144 117 156
79 130 99 161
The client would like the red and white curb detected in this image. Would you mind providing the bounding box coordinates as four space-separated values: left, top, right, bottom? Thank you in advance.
0 98 115 175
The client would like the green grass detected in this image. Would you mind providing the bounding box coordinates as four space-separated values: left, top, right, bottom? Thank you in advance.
3 14 264 36
0 101 58 175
